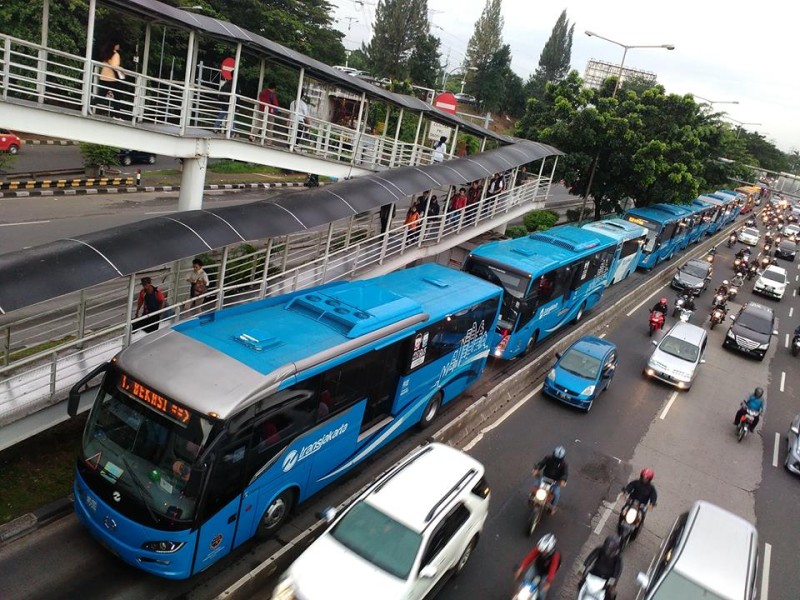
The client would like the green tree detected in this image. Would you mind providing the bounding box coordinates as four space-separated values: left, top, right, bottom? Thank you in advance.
408 32 442 88
524 9 574 101
517 71 747 219
472 44 512 113
364 0 429 80
464 0 504 90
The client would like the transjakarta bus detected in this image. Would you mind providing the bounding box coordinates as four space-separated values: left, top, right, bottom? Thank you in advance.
581 218 647 285
463 225 616 359
690 197 717 238
623 206 687 269
67 263 502 579
698 194 736 229
648 203 696 249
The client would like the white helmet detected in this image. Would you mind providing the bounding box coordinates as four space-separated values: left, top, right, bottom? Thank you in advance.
736 272 743 277
722 280 729 286
537 533 557 556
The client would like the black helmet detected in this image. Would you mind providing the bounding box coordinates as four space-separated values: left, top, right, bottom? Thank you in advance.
754 387 764 398
602 534 621 557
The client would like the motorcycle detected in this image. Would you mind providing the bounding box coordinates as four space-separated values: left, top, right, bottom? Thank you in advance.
512 570 542 600
672 295 690 317
727 285 738 301
792 332 800 357
737 408 760 443
759 256 772 269
727 233 737 248
704 246 716 264
648 310 665 336
746 264 758 280
709 305 726 330
527 477 555 536
578 572 611 600
617 498 645 549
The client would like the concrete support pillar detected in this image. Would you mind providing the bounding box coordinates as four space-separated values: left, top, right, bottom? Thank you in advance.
178 155 207 211
81 0 97 115
37 0 50 104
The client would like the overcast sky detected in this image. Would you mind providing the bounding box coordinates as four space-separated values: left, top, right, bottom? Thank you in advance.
331 0 799 154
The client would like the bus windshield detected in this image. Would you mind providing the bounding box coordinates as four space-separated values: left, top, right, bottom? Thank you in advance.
81 369 215 525
624 216 660 253
464 257 528 330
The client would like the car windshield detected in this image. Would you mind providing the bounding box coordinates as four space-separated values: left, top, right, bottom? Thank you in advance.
330 501 422 580
559 348 602 379
761 270 786 283
680 263 707 278
651 572 725 600
736 310 772 334
779 241 796 250
659 335 699 362
742 228 759 237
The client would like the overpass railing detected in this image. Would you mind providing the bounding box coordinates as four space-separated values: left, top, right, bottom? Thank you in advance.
0 176 551 435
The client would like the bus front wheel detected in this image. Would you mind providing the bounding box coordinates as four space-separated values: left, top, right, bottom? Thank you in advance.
419 392 442 429
256 488 295 540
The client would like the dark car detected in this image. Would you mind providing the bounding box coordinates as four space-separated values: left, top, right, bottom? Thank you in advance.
723 302 778 361
774 239 797 261
670 258 713 295
118 149 156 166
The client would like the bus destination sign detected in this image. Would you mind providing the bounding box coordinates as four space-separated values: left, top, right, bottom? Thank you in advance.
119 373 191 425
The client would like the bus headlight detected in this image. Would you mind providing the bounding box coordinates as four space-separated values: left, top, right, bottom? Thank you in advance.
141 540 186 553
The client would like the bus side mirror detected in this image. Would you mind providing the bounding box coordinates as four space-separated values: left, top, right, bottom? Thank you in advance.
68 362 110 417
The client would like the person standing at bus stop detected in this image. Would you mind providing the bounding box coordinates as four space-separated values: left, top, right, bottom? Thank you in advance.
135 277 166 333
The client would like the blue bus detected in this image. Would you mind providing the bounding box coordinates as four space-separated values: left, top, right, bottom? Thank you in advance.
66 264 502 579
623 206 687 269
463 225 617 359
699 193 736 228
690 197 717 238
648 203 697 249
715 190 745 219
581 218 647 285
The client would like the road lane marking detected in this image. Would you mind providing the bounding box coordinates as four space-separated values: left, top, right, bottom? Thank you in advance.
0 220 51 227
659 391 679 420
786 334 790 349
773 433 780 467
626 288 662 317
593 495 620 535
780 372 785 392
790 307 795 317
462 384 543 452
761 542 771 600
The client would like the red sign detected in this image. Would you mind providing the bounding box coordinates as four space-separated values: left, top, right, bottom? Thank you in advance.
433 92 457 115
220 57 236 80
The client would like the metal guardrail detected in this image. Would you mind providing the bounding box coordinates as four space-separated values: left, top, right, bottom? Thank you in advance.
0 177 553 445
0 33 456 172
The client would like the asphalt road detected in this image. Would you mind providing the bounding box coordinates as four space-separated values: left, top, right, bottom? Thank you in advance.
3 143 171 174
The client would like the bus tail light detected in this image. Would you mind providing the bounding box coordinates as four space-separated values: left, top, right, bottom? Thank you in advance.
494 331 510 356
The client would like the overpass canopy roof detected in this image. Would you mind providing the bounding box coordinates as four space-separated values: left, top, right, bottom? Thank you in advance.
0 140 561 313
105 0 513 143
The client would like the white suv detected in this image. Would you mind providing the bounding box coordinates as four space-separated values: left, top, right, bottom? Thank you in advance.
272 443 490 600
754 265 788 299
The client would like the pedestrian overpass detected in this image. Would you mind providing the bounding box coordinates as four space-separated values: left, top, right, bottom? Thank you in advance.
0 0 514 211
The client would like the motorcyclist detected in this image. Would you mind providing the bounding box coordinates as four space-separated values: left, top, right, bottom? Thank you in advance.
515 533 561 598
678 293 696 312
582 535 623 600
735 248 751 261
623 469 658 511
715 280 730 298
731 272 745 288
532 446 568 514
734 387 765 432
651 297 669 317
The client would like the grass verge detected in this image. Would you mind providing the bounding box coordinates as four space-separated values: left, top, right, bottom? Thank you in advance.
0 415 86 525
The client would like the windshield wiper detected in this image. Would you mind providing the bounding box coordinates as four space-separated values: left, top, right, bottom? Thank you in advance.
121 456 161 525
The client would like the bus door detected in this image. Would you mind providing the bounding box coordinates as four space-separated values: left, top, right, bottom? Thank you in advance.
534 264 574 332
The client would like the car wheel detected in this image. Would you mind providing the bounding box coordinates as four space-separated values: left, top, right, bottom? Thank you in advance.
8 145 19 155
256 488 295 540
147 155 156 164
419 391 442 429
454 537 478 576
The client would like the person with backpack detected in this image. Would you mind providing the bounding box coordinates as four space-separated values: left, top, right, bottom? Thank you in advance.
135 277 166 333
432 136 447 163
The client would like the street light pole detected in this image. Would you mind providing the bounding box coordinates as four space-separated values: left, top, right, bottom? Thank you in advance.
578 31 675 222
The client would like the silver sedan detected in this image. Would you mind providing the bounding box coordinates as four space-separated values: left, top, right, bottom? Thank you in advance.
787 415 800 475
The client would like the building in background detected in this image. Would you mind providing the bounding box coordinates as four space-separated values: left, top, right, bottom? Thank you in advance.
583 59 657 90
